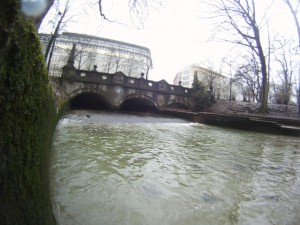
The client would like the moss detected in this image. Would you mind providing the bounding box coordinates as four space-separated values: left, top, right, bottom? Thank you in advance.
0 1 58 224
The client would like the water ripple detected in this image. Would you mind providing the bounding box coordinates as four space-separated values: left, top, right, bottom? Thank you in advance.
51 111 300 225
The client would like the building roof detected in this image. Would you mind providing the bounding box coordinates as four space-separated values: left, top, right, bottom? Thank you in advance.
176 64 226 78
40 32 151 54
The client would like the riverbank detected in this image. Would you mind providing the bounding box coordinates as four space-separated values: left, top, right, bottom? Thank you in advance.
205 100 300 120
161 100 300 136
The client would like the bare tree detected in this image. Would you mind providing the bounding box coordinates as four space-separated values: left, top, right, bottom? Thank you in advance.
273 38 296 105
202 68 218 94
104 48 116 73
204 0 271 113
76 50 85 70
284 0 300 48
47 46 71 76
283 0 300 112
139 57 152 79
200 59 228 100
69 35 101 70
234 54 261 102
126 53 137 76
44 0 71 71
113 47 124 72
38 0 161 31
96 0 152 26
85 52 97 70
76 50 92 70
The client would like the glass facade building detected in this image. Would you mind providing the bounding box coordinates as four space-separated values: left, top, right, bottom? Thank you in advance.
39 32 153 78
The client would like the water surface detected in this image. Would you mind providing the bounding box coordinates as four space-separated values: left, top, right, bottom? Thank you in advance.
50 111 300 225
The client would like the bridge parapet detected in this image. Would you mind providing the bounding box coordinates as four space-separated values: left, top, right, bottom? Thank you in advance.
62 68 191 97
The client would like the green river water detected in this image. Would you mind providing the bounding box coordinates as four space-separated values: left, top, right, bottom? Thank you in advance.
50 110 300 225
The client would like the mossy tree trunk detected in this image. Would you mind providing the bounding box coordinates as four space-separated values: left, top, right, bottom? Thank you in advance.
0 1 57 224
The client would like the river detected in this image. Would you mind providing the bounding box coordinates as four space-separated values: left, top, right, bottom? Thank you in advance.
50 110 300 225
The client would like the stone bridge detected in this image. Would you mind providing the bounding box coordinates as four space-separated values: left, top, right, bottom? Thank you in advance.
56 64 192 112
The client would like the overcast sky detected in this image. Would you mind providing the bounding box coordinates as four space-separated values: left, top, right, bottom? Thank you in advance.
39 0 297 83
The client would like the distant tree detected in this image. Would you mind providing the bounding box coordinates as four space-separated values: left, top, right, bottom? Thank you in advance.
113 47 123 72
282 0 300 112
72 38 99 70
202 60 226 99
273 38 296 105
44 45 72 76
192 72 199 88
234 53 261 102
203 68 217 94
76 50 85 70
192 74 213 111
104 48 116 73
126 53 137 76
84 51 97 71
241 86 253 102
145 58 152 80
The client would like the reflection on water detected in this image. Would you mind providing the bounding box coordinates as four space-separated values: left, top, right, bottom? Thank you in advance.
50 110 300 225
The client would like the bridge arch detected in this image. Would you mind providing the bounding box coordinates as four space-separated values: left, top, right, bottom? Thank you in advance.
57 72 193 112
69 88 114 110
120 94 157 112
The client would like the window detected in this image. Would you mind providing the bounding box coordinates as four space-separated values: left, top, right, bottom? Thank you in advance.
182 76 189 81
183 70 190 75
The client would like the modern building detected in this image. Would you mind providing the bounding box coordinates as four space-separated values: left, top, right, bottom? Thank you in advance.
173 64 230 99
39 32 153 78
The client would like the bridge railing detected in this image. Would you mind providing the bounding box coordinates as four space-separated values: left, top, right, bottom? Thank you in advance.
62 69 191 96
